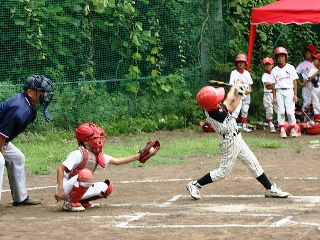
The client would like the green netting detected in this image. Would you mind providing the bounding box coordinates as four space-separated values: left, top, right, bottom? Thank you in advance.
0 0 228 130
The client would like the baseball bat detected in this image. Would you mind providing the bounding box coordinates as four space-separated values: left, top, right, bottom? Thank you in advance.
208 80 231 88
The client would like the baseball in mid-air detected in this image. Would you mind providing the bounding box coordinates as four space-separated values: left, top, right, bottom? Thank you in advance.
149 147 155 153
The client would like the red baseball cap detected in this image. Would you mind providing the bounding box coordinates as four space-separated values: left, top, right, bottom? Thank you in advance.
306 44 318 54
262 57 274 65
312 53 320 60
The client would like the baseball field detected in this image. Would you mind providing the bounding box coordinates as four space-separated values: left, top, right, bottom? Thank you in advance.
1 129 320 240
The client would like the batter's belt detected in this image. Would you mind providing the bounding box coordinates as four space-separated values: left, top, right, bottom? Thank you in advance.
221 129 240 139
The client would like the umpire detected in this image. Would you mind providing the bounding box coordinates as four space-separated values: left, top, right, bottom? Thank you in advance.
0 75 54 206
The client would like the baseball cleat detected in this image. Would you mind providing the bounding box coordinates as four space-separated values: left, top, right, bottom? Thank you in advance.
186 181 202 200
265 183 289 198
12 196 41 206
280 128 287 138
81 201 94 209
290 129 297 138
62 200 85 212
242 127 252 133
269 126 276 133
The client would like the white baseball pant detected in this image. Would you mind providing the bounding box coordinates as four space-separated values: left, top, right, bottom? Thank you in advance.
302 85 312 111
0 142 28 202
209 132 264 182
275 89 296 125
263 92 278 120
232 94 251 119
61 174 109 200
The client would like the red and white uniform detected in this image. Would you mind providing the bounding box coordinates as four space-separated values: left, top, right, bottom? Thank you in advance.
271 63 298 126
58 149 112 201
229 69 253 119
262 72 277 120
296 60 315 111
307 68 320 115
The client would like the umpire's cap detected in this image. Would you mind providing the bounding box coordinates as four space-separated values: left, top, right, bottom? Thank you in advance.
24 75 54 92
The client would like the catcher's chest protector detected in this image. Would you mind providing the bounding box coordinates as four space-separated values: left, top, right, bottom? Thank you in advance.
68 147 98 179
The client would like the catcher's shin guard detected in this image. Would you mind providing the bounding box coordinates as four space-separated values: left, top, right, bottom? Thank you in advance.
80 179 113 204
64 169 93 211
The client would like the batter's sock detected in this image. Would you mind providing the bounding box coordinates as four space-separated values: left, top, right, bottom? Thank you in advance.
256 173 272 190
196 173 213 187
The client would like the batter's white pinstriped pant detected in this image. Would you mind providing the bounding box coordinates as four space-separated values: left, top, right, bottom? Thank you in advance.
209 132 264 182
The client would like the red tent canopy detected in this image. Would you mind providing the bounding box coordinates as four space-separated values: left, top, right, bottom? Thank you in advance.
247 0 320 71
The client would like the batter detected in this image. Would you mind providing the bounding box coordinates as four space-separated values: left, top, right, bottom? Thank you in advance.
186 85 289 200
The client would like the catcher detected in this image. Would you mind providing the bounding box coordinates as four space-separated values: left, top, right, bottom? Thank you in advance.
54 122 160 212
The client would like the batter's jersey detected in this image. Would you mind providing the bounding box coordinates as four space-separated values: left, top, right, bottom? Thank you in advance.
270 63 299 89
62 149 112 178
205 104 238 137
229 69 253 90
261 72 272 93
0 92 37 142
296 60 315 81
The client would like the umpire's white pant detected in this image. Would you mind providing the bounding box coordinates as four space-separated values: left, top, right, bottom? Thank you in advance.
0 142 27 202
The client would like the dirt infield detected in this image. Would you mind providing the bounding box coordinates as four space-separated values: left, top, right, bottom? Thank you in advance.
1 129 320 240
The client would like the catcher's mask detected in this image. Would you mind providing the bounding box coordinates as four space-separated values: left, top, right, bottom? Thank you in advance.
24 75 54 107
76 122 106 154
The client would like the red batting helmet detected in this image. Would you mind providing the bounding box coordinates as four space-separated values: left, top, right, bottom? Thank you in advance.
196 86 225 111
234 54 247 65
274 47 288 59
305 44 318 54
262 57 274 65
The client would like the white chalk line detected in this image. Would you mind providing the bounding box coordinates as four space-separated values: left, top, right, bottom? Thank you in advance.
2 176 319 193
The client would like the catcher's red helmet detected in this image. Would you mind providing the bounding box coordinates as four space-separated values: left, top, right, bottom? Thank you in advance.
77 168 93 183
234 54 247 65
274 47 288 59
196 86 225 111
262 57 274 65
76 122 106 147
305 44 318 54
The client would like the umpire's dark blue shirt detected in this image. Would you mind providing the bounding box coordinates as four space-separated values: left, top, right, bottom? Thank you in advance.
0 92 37 142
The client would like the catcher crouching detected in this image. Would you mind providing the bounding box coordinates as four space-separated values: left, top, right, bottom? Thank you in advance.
54 122 160 212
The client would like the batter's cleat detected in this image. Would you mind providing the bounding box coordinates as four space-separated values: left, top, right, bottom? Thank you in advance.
269 125 276 133
187 181 202 200
12 196 41 206
265 183 289 198
62 200 85 212
242 127 252 133
280 128 287 138
290 129 297 138
81 201 94 209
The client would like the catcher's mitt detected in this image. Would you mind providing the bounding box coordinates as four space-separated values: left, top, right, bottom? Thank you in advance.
139 140 161 163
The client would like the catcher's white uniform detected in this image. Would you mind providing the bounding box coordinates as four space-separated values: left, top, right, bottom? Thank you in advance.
59 149 112 202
